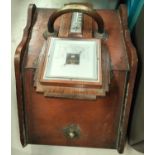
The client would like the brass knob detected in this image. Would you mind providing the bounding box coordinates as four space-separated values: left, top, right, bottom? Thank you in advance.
63 124 80 139
68 131 76 139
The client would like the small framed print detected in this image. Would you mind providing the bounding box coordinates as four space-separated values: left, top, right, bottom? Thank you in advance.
40 37 102 88
66 53 80 65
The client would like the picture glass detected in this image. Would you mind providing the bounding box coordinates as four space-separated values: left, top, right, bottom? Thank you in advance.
43 38 100 82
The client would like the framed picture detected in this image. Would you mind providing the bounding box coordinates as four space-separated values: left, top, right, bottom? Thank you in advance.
40 37 102 88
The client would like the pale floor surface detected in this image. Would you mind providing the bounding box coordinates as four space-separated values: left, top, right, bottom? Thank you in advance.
11 0 144 155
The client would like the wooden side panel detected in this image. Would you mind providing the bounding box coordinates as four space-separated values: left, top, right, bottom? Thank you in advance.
14 4 37 146
116 5 138 153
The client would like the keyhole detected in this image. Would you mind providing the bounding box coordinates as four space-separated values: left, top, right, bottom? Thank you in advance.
63 124 80 139
69 131 75 139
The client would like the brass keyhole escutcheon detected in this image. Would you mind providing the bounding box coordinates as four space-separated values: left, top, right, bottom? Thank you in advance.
63 124 81 139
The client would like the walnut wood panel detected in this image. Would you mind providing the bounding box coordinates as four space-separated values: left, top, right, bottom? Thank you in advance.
116 5 138 153
82 15 93 38
58 13 72 37
24 69 126 149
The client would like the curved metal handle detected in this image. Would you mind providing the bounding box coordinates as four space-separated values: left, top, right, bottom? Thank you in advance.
47 3 105 34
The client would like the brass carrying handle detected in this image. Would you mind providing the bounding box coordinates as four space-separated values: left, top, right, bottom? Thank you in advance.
47 3 105 34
